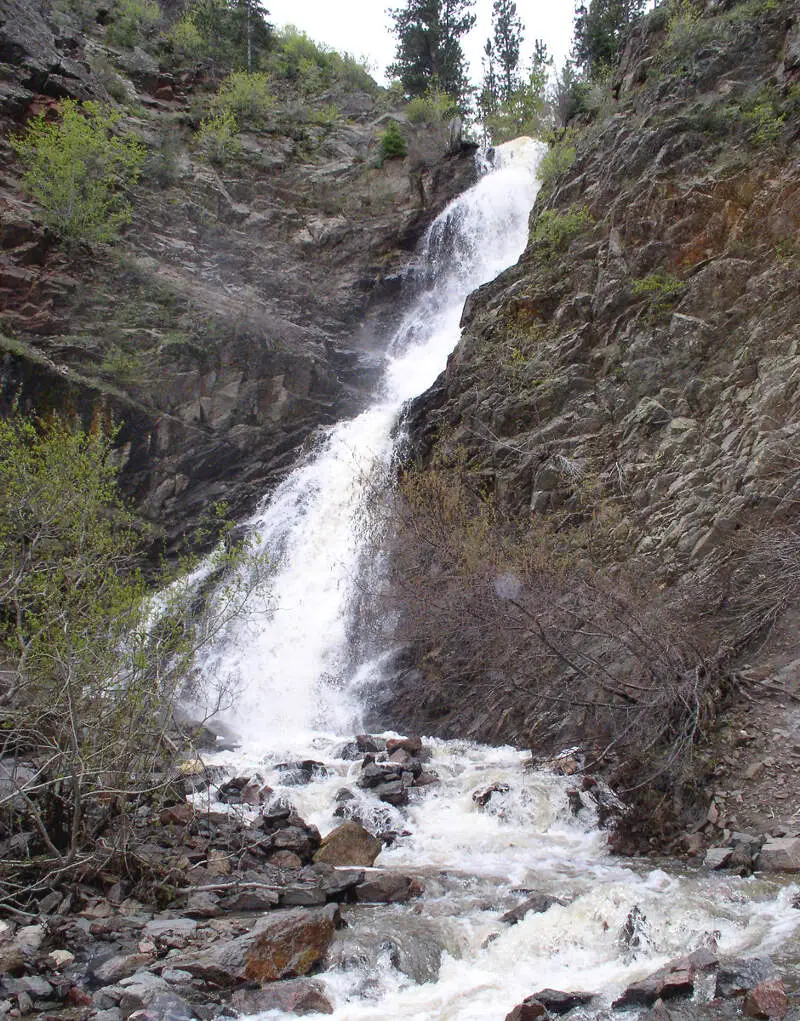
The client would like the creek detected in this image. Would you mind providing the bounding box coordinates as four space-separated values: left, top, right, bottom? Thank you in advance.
189 139 800 1020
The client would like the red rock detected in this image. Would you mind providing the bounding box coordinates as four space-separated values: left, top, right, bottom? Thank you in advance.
65 986 92 1006
743 978 789 1019
386 736 422 756
160 802 195 826
505 998 547 1020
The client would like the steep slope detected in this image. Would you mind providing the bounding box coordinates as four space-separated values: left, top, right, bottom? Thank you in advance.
0 0 478 551
386 0 800 848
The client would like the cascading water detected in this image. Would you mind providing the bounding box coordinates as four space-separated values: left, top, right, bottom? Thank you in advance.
191 140 800 1020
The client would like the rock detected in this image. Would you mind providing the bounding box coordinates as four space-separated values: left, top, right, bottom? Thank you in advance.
743 978 789 1019
144 918 197 940
185 892 221 918
3 975 53 998
716 957 776 998
612 948 717 1008
275 760 328 785
244 905 339 983
373 779 410 806
231 978 334 1015
172 906 338 985
505 997 548 1020
160 803 195 826
501 893 565 924
358 763 403 789
48 949 75 969
313 822 383 867
472 782 510 807
13 924 45 950
386 736 423 756
122 991 196 1020
0 947 24 975
92 953 153 984
532 988 595 1014
354 873 424 903
704 846 733 870
270 850 304 869
757 838 800 872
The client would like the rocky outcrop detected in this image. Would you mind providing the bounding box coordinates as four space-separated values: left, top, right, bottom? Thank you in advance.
387 0 800 845
0 1 478 551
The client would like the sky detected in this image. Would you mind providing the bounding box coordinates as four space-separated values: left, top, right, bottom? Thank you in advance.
266 0 577 88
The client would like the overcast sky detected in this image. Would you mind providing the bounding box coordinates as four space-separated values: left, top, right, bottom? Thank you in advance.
266 0 577 88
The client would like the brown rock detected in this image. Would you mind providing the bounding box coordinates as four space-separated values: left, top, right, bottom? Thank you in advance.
386 736 423 756
245 906 339 982
757 838 800 873
160 802 195 826
313 822 382 867
505 998 547 1020
743 979 789 1019
354 873 424 903
612 948 717 1008
231 978 334 1015
270 850 304 869
92 952 153 984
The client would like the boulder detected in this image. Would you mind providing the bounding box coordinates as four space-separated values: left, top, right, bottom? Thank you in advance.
472 782 510 807
743 978 789 1019
612 948 717 1008
92 953 153 984
353 873 424 904
716 957 776 998
501 893 565 924
532 989 595 1014
231 978 334 1015
313 822 382 867
704 847 733 870
386 736 423 756
275 760 328 785
757 838 800 873
505 998 548 1020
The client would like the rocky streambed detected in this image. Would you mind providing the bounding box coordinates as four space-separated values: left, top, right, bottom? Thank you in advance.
3 733 800 1021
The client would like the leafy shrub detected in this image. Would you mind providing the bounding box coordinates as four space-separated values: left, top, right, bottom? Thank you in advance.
268 26 375 96
11 100 145 244
195 110 241 164
168 14 207 60
405 88 459 124
107 0 161 49
531 205 594 250
379 120 407 161
740 86 786 147
632 271 685 315
212 71 273 126
536 141 576 193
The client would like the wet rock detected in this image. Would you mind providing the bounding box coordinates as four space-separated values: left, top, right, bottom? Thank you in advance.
704 847 733 870
716 957 776 998
311 864 364 901
533 988 595 1014
313 822 382 867
358 762 403 788
472 782 510 807
373 779 409 806
386 736 423 756
505 997 548 1020
337 735 387 759
275 760 328 785
231 978 334 1015
612 948 717 1008
743 978 789 1019
353 873 424 903
756 838 800 872
500 893 565 925
123 991 196 1020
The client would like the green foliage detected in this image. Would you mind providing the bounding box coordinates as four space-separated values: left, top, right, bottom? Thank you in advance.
268 26 376 95
11 100 145 245
177 0 273 72
491 0 524 101
107 0 161 49
740 86 786 148
536 141 577 193
379 120 408 160
632 271 685 316
405 87 460 123
195 110 241 164
212 70 273 125
572 0 645 79
388 0 476 103
168 14 207 60
531 205 594 250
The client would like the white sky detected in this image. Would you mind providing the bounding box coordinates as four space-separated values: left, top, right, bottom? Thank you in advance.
266 0 576 87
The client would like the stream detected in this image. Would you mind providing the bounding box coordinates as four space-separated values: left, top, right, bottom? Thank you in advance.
188 139 800 1020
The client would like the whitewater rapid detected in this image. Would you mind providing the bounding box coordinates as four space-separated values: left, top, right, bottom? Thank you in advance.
190 139 800 1020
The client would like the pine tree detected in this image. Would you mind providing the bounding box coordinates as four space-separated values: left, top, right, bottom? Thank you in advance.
479 38 498 119
492 0 523 102
572 0 644 79
388 0 476 103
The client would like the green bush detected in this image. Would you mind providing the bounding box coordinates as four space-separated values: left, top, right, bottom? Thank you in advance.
379 120 408 161
194 110 241 164
168 14 207 60
268 26 376 96
536 142 576 193
11 100 145 244
212 71 273 126
632 271 685 316
739 86 785 147
107 0 161 49
531 205 594 250
405 88 459 124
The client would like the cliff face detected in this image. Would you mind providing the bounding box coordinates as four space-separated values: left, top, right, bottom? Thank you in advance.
0 0 478 551
388 0 800 846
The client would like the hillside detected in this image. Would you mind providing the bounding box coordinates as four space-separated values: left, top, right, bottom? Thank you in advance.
382 0 800 851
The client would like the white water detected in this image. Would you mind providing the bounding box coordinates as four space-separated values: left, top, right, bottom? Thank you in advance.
191 140 800 1019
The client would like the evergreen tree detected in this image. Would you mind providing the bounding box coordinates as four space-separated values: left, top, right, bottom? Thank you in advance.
388 0 476 103
479 38 498 119
492 0 523 102
572 0 644 79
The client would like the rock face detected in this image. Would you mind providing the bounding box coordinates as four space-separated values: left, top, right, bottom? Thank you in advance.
378 0 800 844
0 4 478 552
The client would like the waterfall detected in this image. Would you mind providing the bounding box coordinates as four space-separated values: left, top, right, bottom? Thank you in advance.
187 138 800 1021
195 137 544 760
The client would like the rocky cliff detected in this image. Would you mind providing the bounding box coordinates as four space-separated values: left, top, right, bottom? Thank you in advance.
385 0 800 849
0 0 478 552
